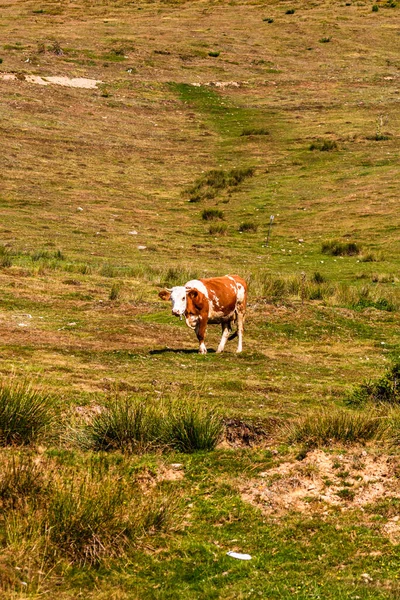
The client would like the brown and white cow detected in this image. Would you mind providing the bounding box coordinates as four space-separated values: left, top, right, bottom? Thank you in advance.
159 275 247 354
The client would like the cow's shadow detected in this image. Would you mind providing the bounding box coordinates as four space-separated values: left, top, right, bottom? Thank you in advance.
150 348 216 355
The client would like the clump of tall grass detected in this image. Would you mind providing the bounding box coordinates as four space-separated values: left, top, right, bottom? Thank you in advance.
202 208 224 221
31 249 65 262
239 221 258 233
285 408 385 447
321 239 361 256
0 454 46 509
0 245 12 268
240 128 269 136
309 138 337 151
109 282 122 301
185 167 254 203
78 396 223 454
0 381 55 446
347 362 400 406
167 402 223 453
209 223 228 236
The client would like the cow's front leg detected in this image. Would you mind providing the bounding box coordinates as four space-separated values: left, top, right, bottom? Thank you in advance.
195 318 207 354
216 322 231 353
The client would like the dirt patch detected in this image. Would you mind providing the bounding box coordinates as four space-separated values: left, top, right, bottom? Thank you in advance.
240 448 400 521
223 417 280 447
0 73 102 88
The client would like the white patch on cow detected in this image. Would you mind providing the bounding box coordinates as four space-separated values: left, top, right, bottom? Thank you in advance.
236 283 245 303
169 286 187 316
185 280 209 298
199 341 207 354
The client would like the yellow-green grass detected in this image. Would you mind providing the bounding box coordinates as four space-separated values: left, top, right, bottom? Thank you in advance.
1 0 400 597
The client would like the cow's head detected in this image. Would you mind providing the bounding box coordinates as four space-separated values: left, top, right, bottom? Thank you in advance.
159 286 187 317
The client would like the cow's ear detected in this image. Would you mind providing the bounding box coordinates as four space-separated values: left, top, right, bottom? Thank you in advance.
159 289 171 301
187 289 198 300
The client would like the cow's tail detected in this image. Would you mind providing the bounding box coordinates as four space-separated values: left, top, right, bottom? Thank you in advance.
228 330 238 341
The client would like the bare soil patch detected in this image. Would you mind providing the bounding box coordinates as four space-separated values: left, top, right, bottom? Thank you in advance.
240 448 400 528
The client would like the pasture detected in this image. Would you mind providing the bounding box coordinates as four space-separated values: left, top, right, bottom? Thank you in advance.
0 0 400 597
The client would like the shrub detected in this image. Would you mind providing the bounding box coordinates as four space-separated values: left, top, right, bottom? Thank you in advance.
347 362 400 406
286 8 295 14
263 17 274 23
202 208 224 221
321 240 361 256
319 37 331 43
0 381 54 446
209 224 228 236
372 4 379 10
312 271 326 284
309 139 338 151
239 221 258 233
208 51 220 57
285 408 384 447
366 133 391 141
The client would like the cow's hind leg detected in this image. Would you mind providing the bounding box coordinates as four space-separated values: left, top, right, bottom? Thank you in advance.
236 311 244 353
216 323 231 353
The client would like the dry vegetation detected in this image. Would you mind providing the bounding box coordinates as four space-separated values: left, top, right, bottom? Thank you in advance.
1 0 400 597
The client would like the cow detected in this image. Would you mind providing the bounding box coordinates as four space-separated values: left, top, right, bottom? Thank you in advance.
158 275 247 354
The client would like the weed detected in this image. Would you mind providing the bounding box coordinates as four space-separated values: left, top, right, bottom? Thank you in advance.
319 37 331 43
202 208 224 221
366 133 391 141
321 240 361 256
239 221 258 233
49 40 63 55
0 454 46 509
372 4 379 10
208 51 220 57
209 223 228 235
285 408 384 447
286 9 295 14
263 18 274 23
309 139 338 151
336 488 355 501
347 362 400 406
0 381 54 446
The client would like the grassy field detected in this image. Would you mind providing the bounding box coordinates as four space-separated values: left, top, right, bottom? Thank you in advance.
1 0 400 597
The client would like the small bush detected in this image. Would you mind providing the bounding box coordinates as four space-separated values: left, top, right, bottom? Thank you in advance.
321 240 361 256
240 128 269 136
366 133 391 141
309 139 338 151
372 4 379 10
202 208 224 221
239 221 258 233
209 224 228 236
208 51 220 57
0 381 54 446
319 37 331 43
286 9 295 14
285 408 384 447
263 17 274 23
347 362 400 406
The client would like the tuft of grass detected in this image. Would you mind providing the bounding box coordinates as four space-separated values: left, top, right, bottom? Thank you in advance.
319 37 331 43
366 132 391 141
347 362 400 406
209 223 228 236
185 168 254 202
263 17 274 23
239 221 258 233
166 403 223 453
372 4 379 10
0 245 12 268
285 408 385 447
240 127 269 136
321 240 361 256
208 51 220 57
0 381 55 446
0 454 46 509
109 282 122 301
312 271 326 284
31 249 65 262
201 208 224 221
286 9 295 14
309 139 338 151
